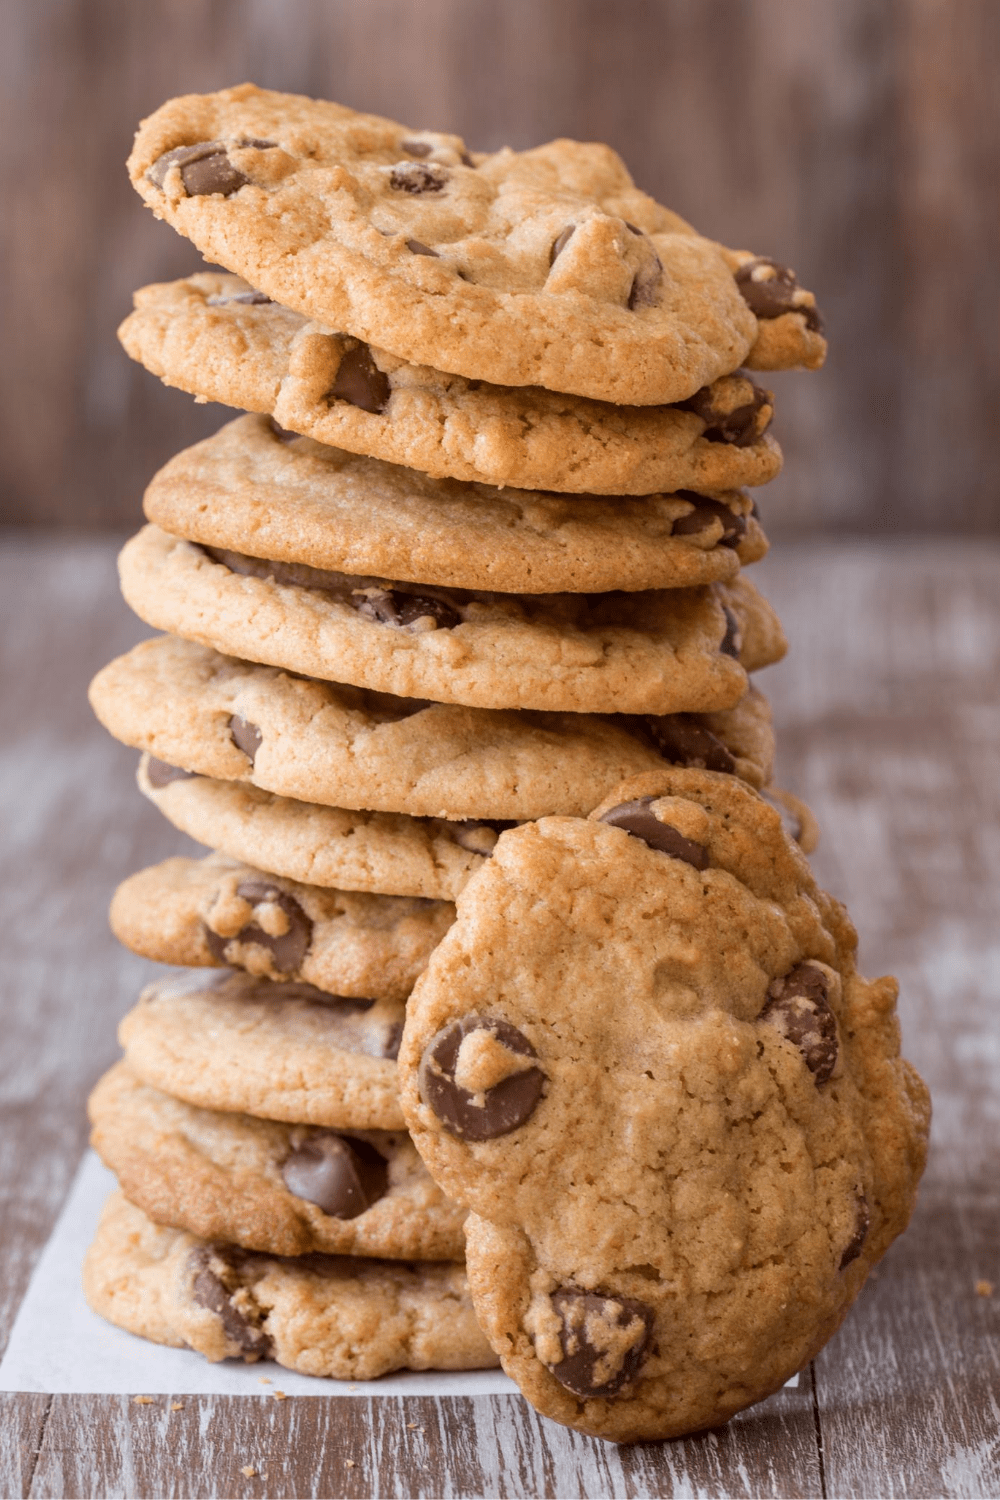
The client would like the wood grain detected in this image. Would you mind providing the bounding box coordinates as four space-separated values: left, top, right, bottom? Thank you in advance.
1 0 998 533
1 535 998 1496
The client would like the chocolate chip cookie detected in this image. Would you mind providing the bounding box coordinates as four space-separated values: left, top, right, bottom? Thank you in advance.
110 852 451 1000
128 87 758 404
119 524 782 715
120 273 782 494
90 1061 467 1260
142 415 768 595
134 687 776 900
120 969 406 1131
397 770 930 1441
84 1192 498 1376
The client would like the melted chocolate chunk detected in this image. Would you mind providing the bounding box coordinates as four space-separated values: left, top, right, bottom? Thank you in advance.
671 495 747 549
550 225 576 264
207 289 274 306
839 1190 871 1269
145 757 196 789
148 141 248 197
599 796 709 868
390 161 448 193
680 376 772 446
419 1015 545 1141
327 343 391 414
644 715 736 775
204 880 313 975
281 1133 388 1218
548 1287 654 1398
719 604 742 659
627 261 662 310
228 715 262 764
759 963 838 1084
735 258 824 334
405 238 439 256
354 588 461 632
188 1245 271 1357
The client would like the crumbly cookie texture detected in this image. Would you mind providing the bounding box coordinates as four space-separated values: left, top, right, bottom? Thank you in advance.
119 525 782 716
90 1061 467 1260
142 415 768 595
110 851 451 1001
120 969 406 1131
84 1192 498 1376
91 635 745 821
128 86 758 404
398 770 929 1442
135 688 776 900
119 273 782 494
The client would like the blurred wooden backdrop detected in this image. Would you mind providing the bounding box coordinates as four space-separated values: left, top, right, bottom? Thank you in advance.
2 0 997 532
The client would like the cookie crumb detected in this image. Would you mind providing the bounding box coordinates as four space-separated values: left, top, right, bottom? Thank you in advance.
345 1459 356 1469
406 1421 418 1429
272 1390 287 1400
258 1376 272 1384
240 1465 257 1478
132 1394 154 1405
170 1402 184 1411
976 1279 993 1297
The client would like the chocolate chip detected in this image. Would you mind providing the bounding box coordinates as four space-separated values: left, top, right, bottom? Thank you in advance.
281 1133 388 1218
228 715 262 764
204 879 313 975
680 377 772 447
354 588 461 632
719 604 742 658
390 161 448 193
327 343 391 415
643 715 736 775
266 416 299 444
671 495 747 549
839 1190 870 1269
145 757 196 789
550 225 576 264
148 141 249 197
405 238 439 256
548 1287 654 1398
188 1246 271 1357
400 139 433 158
419 1015 545 1140
627 263 662 310
381 1020 404 1061
759 963 838 1085
735 258 824 333
207 289 274 306
598 797 709 868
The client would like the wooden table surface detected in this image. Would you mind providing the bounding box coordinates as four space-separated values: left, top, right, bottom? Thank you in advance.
0 533 997 1499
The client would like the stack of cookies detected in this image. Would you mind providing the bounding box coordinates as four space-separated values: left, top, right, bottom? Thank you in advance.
84 85 928 1432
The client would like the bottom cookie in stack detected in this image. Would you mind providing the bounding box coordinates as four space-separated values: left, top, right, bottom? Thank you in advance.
83 965 498 1377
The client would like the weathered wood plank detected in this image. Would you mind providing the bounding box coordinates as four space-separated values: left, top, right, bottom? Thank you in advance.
0 1393 51 1500
27 1386 821 1499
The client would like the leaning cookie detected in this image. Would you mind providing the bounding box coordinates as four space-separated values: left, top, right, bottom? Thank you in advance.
110 852 452 1001
120 970 405 1131
84 1193 498 1376
91 636 723 821
120 273 782 494
142 415 769 595
119 525 783 715
90 1062 467 1260
398 772 929 1442
128 87 758 405
134 689 775 900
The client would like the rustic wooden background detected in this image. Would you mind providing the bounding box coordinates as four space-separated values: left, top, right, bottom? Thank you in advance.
2 0 998 534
